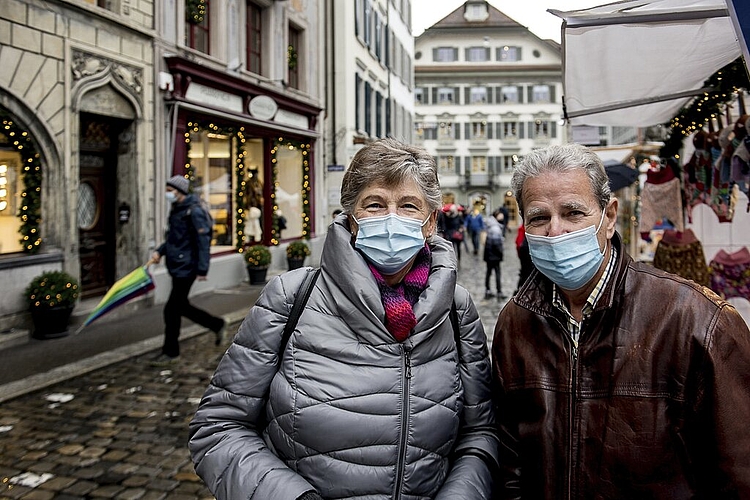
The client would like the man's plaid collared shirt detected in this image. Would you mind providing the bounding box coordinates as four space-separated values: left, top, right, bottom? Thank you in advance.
552 247 617 348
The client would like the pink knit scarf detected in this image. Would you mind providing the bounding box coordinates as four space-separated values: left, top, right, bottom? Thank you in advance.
368 246 431 341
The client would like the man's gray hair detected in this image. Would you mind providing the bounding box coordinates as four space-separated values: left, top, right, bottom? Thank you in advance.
511 143 611 218
340 138 442 214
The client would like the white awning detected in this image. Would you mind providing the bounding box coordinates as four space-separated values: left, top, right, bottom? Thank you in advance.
550 0 742 127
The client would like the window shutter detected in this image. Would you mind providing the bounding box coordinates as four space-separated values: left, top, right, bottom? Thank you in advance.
432 48 438 61
551 121 557 138
527 122 534 139
465 123 471 139
487 87 493 104
519 122 525 139
517 47 522 60
550 85 556 103
455 156 461 174
464 87 470 104
518 85 524 103
454 88 460 104
488 156 495 174
455 124 461 140
355 73 362 131
432 87 437 103
527 86 533 103
465 157 471 173
495 87 502 103
464 48 470 61
484 47 490 61
488 122 494 139
452 48 458 61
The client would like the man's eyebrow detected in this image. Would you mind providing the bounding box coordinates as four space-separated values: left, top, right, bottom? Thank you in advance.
525 207 546 218
560 201 589 211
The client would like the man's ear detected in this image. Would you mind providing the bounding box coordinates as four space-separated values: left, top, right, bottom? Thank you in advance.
605 198 618 238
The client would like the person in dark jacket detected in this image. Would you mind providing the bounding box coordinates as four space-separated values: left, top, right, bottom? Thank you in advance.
189 138 499 500
148 175 225 365
483 213 505 300
439 203 465 262
492 143 750 498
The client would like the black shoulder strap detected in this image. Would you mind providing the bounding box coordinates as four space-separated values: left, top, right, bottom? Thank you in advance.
449 299 461 358
279 267 320 362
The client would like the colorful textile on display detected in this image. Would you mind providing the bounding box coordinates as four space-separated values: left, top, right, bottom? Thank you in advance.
653 230 710 286
709 247 750 301
368 246 431 341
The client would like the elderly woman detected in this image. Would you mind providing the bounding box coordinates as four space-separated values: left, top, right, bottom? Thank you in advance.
188 138 499 499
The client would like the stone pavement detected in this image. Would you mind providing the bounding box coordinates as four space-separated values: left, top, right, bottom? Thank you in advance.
0 235 521 499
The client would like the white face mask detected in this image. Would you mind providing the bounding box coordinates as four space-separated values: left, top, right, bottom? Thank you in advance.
353 213 429 275
165 191 177 204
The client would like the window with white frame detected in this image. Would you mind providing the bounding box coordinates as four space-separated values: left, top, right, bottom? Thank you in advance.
502 121 518 138
502 155 519 173
438 121 454 140
470 87 488 104
501 86 519 103
415 87 424 104
471 156 487 173
471 121 487 140
534 119 550 137
466 47 489 62
532 85 551 103
497 46 520 62
438 155 455 175
434 47 458 62
437 87 455 104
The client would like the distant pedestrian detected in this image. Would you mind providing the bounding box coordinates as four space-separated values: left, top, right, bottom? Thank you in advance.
438 204 464 261
483 214 505 299
514 224 534 295
464 204 485 255
148 175 226 366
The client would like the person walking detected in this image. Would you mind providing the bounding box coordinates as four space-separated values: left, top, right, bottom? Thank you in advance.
492 143 750 498
189 138 499 500
483 212 505 300
148 175 226 366
464 204 485 255
439 203 465 262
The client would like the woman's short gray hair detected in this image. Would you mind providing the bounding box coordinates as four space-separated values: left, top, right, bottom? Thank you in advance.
340 138 442 213
511 143 611 217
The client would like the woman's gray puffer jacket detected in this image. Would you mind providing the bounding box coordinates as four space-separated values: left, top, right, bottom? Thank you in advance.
188 217 499 499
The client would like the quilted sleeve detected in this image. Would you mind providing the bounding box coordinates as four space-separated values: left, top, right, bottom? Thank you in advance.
436 286 500 499
188 269 316 500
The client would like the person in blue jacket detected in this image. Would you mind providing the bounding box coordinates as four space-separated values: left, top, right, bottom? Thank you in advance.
464 204 485 255
148 175 226 365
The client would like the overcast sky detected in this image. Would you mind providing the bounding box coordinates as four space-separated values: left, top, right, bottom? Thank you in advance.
411 0 607 42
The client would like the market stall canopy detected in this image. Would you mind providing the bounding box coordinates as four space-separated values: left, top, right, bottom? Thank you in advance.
550 0 742 127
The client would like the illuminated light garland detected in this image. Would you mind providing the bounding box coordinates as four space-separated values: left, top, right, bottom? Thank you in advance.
0 110 43 253
185 0 206 24
270 138 312 245
661 57 750 159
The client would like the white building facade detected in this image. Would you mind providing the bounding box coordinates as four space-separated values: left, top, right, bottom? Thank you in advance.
414 0 565 225
323 0 414 216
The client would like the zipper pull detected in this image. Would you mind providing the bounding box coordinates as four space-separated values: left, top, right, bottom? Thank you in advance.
404 348 412 379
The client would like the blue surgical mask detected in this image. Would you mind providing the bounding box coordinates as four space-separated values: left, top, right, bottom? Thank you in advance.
165 191 177 204
525 210 606 290
353 213 429 275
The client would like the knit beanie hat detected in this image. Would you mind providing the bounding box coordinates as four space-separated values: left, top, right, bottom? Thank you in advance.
166 175 189 195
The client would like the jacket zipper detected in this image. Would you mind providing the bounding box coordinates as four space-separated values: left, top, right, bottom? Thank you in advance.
567 341 577 500
394 345 412 499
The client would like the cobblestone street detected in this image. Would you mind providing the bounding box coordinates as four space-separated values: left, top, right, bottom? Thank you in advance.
0 235 520 499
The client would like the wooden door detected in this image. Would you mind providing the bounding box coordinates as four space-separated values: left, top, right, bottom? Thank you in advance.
78 114 118 298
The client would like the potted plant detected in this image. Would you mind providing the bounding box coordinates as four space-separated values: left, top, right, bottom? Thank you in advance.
286 240 311 270
24 270 80 339
244 244 272 284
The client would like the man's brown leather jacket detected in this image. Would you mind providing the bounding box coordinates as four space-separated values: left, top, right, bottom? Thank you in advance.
492 233 750 499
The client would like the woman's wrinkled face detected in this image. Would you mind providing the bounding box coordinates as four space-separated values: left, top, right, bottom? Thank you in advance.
350 178 437 237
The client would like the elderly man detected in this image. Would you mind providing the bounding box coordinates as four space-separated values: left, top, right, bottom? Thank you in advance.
492 143 750 498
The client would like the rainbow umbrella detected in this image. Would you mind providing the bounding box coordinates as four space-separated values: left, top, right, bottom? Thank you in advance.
76 265 155 333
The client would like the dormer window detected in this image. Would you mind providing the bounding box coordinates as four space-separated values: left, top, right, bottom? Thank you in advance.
464 1 489 21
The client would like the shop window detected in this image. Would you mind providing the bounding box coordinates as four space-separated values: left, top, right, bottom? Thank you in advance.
274 142 304 241
186 0 211 54
243 138 265 245
188 129 234 248
246 1 263 75
0 156 22 254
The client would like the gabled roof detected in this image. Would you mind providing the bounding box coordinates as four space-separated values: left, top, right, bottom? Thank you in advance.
429 0 525 31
